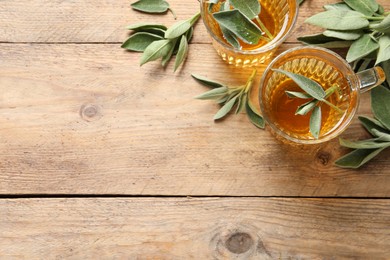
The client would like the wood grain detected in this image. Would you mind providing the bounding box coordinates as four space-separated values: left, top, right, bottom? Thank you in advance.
1 43 389 196
1 198 389 259
1 0 388 43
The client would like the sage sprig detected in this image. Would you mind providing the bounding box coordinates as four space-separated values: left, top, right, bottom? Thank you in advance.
273 69 342 139
206 0 273 49
122 13 200 71
193 69 265 128
335 85 390 169
131 0 177 19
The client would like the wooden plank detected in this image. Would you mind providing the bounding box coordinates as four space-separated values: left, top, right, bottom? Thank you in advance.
1 198 389 259
1 0 388 43
1 43 389 196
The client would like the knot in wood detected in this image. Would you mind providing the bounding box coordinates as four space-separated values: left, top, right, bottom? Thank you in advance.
80 104 102 122
316 150 331 166
225 232 254 254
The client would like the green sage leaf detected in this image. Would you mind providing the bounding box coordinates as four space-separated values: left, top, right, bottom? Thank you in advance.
191 74 225 88
310 106 321 139
195 86 228 100
371 130 390 142
273 69 326 100
229 0 260 20
236 93 247 114
370 14 390 34
371 85 390 130
121 32 163 52
214 94 239 120
126 23 167 34
161 39 177 67
334 147 387 169
358 116 389 136
285 91 312 99
131 0 170 13
376 35 390 65
323 2 352 11
346 34 379 63
213 10 263 45
298 33 353 48
174 35 189 71
246 101 265 129
295 100 318 115
140 39 174 66
165 13 200 39
323 30 363 40
305 10 369 30
343 0 378 16
220 25 241 49
339 138 390 149
380 60 390 87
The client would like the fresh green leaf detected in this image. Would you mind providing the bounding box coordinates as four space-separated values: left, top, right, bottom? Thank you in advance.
131 0 170 13
165 13 200 39
126 23 167 31
229 0 260 20
305 10 369 30
295 100 318 115
186 27 194 42
298 33 353 48
370 14 390 33
310 106 322 139
371 85 390 130
377 5 385 15
191 74 225 88
285 91 312 99
339 138 390 149
195 86 228 100
323 30 363 40
121 32 163 52
334 147 387 169
371 130 390 142
358 116 389 136
161 39 177 67
323 2 352 11
214 94 239 120
220 25 241 49
213 10 263 45
343 0 378 16
273 69 326 100
140 39 174 66
380 60 390 87
246 101 265 128
174 35 189 71
346 34 379 63
376 35 390 65
236 93 247 114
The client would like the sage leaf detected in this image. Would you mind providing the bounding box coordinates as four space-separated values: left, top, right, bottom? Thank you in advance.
375 35 390 65
296 100 318 115
273 69 326 100
371 85 390 130
121 32 163 52
339 138 390 149
220 25 241 49
214 95 239 120
161 39 177 67
246 101 265 129
174 35 189 71
346 34 379 63
236 93 247 114
371 130 390 142
195 86 228 100
140 39 174 66
323 30 363 40
213 10 263 45
298 33 353 48
127 23 167 31
358 116 389 136
191 74 225 88
229 0 260 20
131 0 170 13
380 60 390 87
305 10 369 30
343 0 378 16
165 13 200 39
378 4 385 15
334 147 387 169
310 106 321 139
323 2 352 11
370 14 390 34
285 91 312 99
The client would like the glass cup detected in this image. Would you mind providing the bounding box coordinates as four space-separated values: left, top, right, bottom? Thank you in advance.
259 46 386 144
200 0 298 67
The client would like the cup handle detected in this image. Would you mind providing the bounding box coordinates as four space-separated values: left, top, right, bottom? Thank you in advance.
356 66 386 93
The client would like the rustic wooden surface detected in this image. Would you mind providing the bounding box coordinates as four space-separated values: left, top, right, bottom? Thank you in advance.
1 0 390 258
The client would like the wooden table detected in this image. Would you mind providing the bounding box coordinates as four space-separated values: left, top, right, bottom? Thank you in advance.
1 0 389 258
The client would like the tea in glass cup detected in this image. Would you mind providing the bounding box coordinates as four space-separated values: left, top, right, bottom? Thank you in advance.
259 46 386 144
200 0 298 67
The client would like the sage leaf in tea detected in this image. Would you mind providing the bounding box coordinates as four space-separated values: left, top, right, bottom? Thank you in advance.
174 35 189 71
213 10 263 45
335 147 387 168
295 100 318 116
121 32 163 52
346 34 379 63
310 106 322 139
220 25 241 49
229 0 260 20
376 35 390 65
285 91 312 99
305 9 369 30
131 0 176 18
343 0 378 16
140 39 174 66
371 85 390 130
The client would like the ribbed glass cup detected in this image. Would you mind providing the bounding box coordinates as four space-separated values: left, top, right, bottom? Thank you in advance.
200 0 298 67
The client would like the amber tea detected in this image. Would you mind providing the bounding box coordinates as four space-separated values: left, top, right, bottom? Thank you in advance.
259 47 385 144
